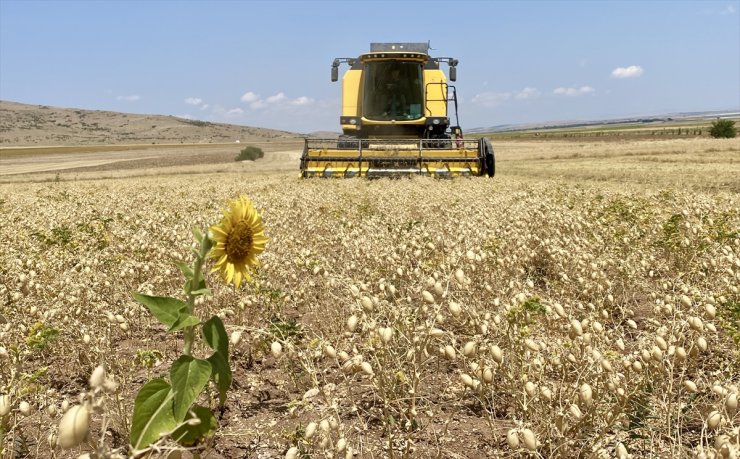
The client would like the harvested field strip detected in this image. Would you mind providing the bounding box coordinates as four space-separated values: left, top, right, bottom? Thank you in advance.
0 141 303 158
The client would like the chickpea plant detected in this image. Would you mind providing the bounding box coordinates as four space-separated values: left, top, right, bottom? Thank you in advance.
2 168 739 457
129 195 267 453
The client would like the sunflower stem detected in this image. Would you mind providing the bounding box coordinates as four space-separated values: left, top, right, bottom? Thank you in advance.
183 229 211 357
183 329 195 357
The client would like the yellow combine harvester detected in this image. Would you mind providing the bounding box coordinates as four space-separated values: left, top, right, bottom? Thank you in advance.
300 42 495 178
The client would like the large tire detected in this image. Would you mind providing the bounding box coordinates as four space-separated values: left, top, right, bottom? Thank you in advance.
483 138 495 177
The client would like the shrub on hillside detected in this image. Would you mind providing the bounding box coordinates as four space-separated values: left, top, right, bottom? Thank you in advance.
235 145 265 161
709 119 736 138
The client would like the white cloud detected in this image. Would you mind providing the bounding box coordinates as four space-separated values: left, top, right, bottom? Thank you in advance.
266 92 287 104
176 114 193 120
212 105 244 117
200 104 209 110
611 65 644 78
249 100 268 109
185 97 203 106
290 96 314 106
515 87 541 100
553 86 595 96
472 91 511 107
721 4 736 14
472 87 540 106
240 91 260 103
116 95 140 101
241 90 314 109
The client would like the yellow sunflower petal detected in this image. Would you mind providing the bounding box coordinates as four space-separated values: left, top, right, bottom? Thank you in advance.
210 226 229 237
247 255 261 268
238 264 252 282
207 195 268 288
225 264 235 284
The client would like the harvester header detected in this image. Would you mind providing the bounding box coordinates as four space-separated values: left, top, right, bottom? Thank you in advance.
300 42 495 178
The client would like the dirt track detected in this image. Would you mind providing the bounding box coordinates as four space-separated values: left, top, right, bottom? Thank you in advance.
0 150 159 175
0 144 303 179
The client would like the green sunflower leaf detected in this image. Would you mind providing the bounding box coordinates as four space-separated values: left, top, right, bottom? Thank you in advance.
173 260 193 280
130 378 176 450
191 226 203 243
208 350 232 406
170 356 212 422
190 287 212 296
171 404 218 446
202 315 229 356
183 278 207 296
168 313 201 332
132 293 187 328
183 279 207 295
202 234 214 252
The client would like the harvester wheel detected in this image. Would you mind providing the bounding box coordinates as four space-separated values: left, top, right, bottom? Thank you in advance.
486 151 495 177
483 139 495 177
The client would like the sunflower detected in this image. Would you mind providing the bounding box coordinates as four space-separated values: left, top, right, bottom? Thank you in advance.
209 195 267 288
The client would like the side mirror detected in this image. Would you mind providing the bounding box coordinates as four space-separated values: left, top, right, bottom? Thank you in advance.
449 66 457 82
331 66 338 82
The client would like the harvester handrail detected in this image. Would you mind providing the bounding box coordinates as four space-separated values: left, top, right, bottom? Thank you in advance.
303 138 481 148
424 81 448 117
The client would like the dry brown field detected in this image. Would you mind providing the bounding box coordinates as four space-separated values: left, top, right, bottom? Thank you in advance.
0 136 739 458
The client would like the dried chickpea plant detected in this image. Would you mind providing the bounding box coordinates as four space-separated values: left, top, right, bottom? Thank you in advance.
0 164 738 458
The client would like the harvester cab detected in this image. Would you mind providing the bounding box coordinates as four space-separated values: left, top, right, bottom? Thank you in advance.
300 42 496 178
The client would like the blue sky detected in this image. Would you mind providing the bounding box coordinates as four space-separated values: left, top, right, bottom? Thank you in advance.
1 0 738 133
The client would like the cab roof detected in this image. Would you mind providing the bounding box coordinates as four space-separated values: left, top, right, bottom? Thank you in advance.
369 42 430 54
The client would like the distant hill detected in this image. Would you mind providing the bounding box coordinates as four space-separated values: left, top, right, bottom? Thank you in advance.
0 100 305 146
468 110 740 134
